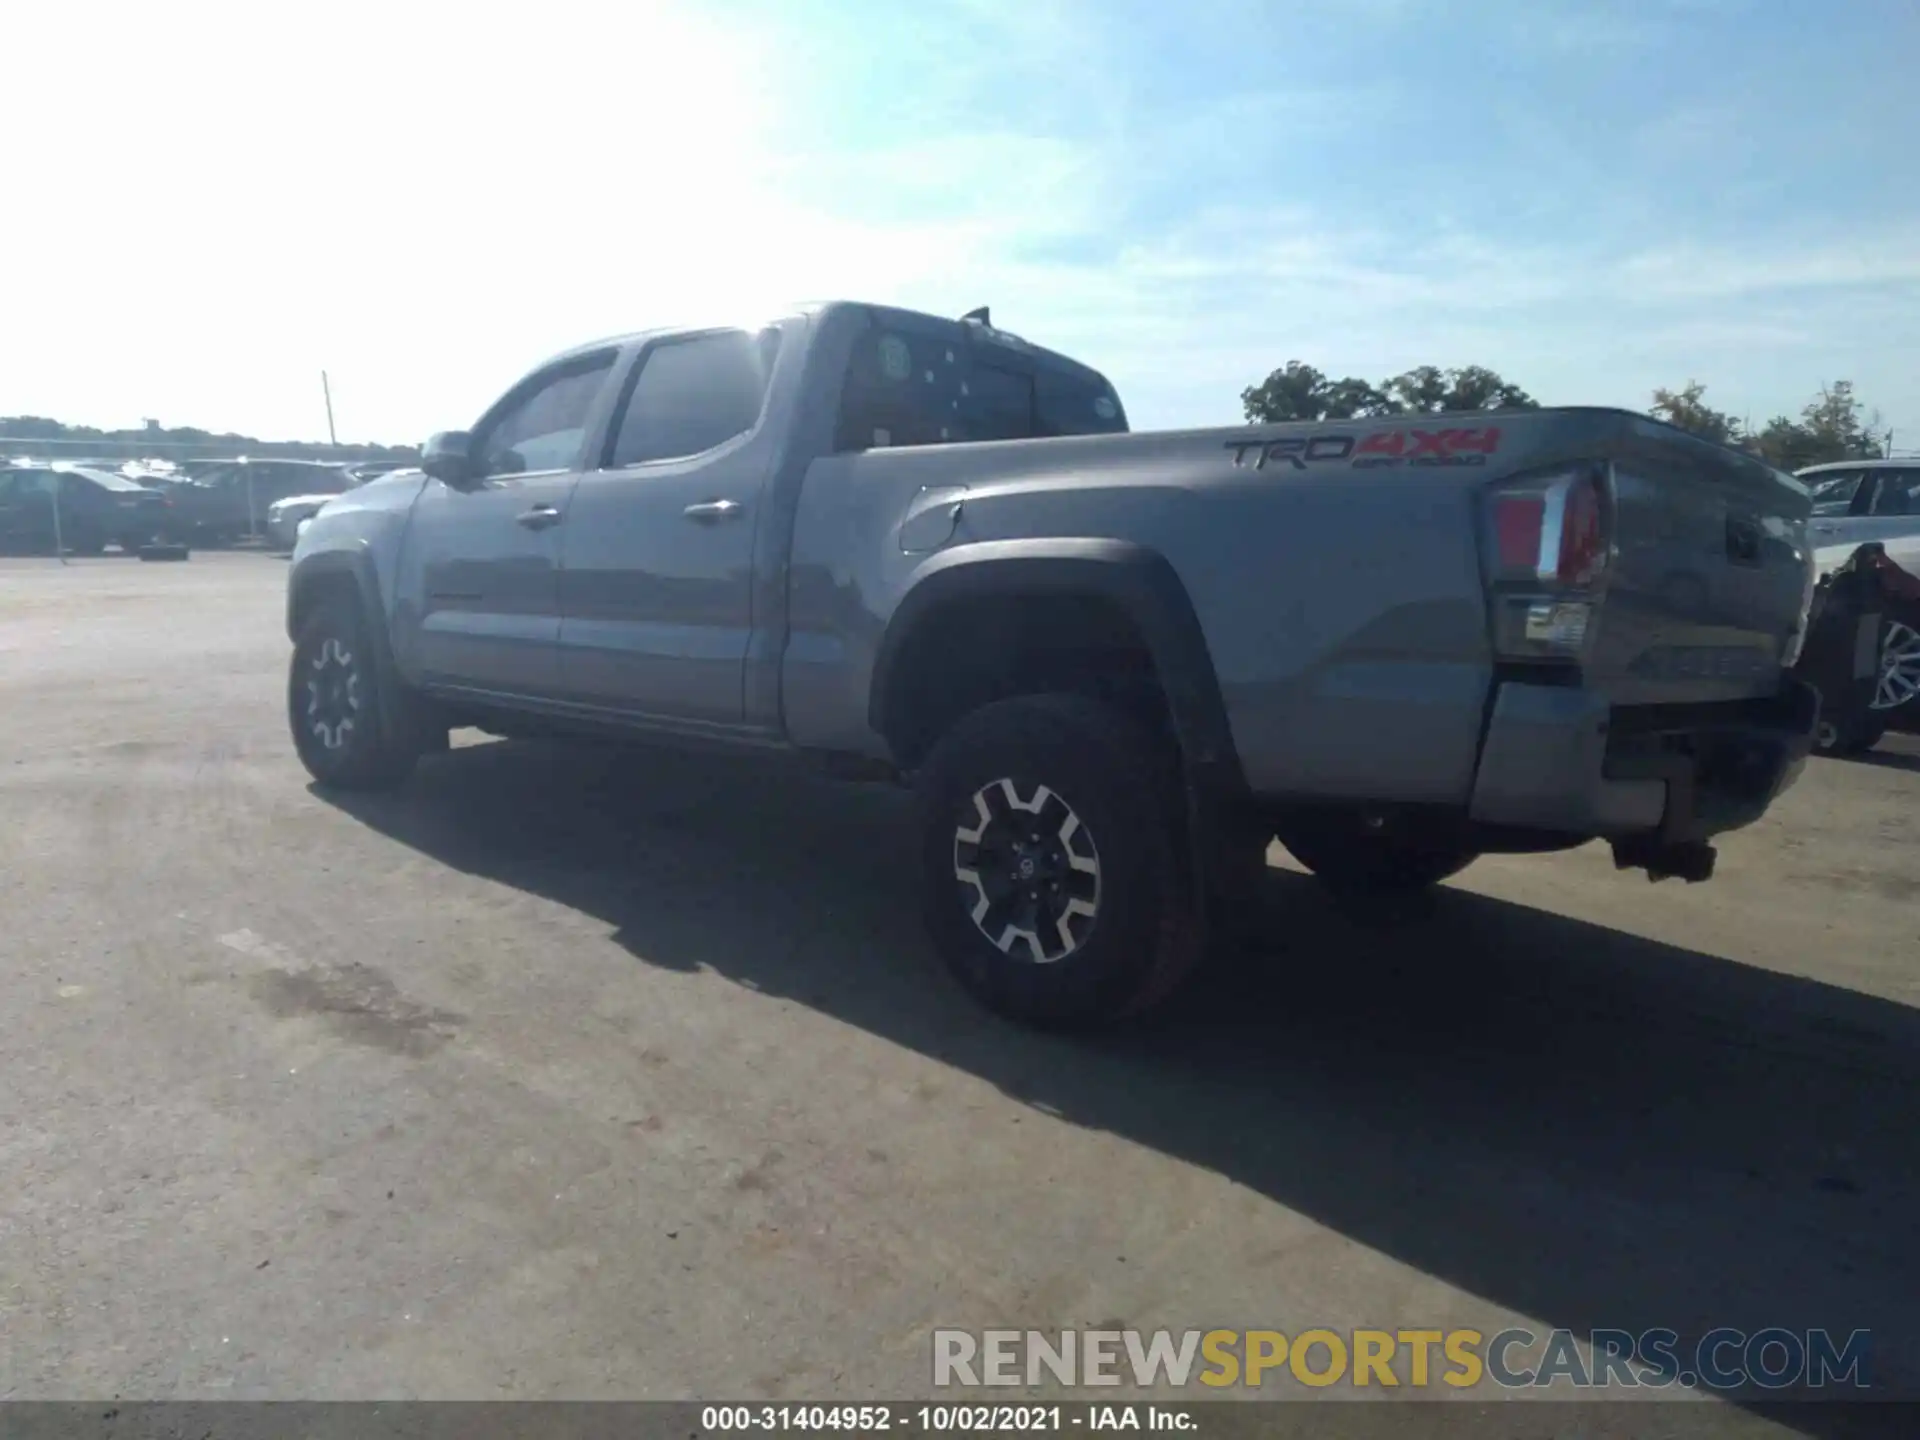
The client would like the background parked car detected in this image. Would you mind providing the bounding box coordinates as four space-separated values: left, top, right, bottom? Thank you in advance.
167 458 353 543
0 464 176 555
1800 460 1920 734
264 464 418 548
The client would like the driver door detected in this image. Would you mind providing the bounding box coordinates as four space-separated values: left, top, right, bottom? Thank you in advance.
408 350 616 698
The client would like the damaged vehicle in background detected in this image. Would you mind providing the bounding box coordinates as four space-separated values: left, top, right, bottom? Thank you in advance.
285 301 1821 1028
1800 457 1920 735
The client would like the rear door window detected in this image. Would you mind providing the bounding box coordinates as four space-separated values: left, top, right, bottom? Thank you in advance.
1868 469 1920 516
605 329 779 468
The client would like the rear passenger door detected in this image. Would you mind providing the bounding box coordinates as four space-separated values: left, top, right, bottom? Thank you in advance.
555 328 781 726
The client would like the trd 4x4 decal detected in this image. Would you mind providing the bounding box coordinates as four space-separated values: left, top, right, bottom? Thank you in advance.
1225 426 1503 471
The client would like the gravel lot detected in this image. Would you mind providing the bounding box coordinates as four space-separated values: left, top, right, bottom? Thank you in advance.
2 553 1916 1430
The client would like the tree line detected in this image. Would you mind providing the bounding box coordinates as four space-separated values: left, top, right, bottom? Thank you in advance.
1241 362 1891 470
0 416 417 465
6 365 1895 473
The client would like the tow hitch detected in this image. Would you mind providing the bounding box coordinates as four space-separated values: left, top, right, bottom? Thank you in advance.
1610 836 1717 884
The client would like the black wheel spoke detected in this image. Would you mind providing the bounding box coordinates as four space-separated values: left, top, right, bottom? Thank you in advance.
304 634 363 752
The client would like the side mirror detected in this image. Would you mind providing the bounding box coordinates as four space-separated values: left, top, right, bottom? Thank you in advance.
421 431 476 489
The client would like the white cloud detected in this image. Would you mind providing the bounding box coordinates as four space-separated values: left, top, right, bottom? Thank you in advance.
1614 231 1920 301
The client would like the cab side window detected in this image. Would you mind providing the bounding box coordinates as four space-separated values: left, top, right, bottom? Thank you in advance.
474 355 616 478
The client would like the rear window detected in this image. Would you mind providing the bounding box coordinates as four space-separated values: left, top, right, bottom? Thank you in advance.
834 326 1126 452
1036 367 1127 437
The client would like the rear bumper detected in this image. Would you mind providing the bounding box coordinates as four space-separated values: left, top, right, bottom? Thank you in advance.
1468 679 1818 844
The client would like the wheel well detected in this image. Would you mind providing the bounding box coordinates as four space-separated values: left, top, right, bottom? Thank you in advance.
877 592 1177 769
288 569 362 641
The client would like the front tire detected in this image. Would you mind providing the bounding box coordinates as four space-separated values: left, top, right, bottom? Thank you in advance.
1278 815 1478 897
288 597 430 790
915 694 1202 1028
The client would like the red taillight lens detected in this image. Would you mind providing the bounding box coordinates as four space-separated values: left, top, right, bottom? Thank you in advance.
1494 494 1546 573
1483 468 1610 587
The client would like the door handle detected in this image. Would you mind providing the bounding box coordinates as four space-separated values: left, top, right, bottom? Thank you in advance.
516 505 562 530
683 499 744 521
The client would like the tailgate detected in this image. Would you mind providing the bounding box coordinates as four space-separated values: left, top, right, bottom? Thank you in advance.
1589 422 1813 706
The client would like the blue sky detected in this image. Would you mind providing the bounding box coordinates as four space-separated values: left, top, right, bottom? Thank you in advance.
6 0 1915 447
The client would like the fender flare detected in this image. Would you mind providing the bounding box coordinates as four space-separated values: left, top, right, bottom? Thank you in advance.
869 538 1244 792
286 548 411 737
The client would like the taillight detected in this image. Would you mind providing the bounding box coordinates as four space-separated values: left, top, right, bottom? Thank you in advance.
1492 494 1546 572
1480 465 1612 662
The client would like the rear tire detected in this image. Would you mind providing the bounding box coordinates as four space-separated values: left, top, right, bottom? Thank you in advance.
1871 615 1920 733
915 693 1202 1028
1278 815 1478 897
1815 709 1888 757
288 597 433 791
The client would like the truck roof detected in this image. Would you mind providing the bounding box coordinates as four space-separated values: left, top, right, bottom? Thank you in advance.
539 301 1114 387
1796 457 1913 476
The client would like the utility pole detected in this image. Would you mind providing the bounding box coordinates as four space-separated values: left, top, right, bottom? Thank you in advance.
322 370 339 447
50 474 67 565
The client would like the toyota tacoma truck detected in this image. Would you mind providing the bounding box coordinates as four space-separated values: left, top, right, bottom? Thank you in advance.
285 301 1820 1027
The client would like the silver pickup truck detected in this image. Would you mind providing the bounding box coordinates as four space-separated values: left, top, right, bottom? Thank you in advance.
286 301 1819 1026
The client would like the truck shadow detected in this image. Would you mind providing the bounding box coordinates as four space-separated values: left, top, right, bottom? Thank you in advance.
1845 744 1920 775
319 737 1919 1433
